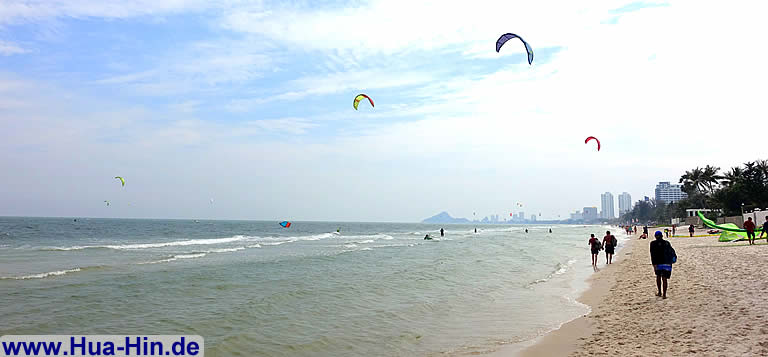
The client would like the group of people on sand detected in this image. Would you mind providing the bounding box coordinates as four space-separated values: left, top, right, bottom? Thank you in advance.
591 228 677 299
743 216 768 245
588 230 618 266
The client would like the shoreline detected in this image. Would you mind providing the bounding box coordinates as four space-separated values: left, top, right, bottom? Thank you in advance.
488 230 636 356
495 228 768 356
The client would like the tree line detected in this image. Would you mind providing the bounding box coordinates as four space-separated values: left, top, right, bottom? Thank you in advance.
621 160 768 223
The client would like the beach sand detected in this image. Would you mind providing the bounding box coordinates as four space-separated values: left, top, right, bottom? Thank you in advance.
497 230 768 356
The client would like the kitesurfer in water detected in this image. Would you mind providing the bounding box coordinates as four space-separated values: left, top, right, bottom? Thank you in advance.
440 228 444 237
525 228 528 233
549 228 552 233
424 234 432 240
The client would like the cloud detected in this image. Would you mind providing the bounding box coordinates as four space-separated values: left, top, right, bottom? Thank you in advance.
0 0 217 25
0 40 27 55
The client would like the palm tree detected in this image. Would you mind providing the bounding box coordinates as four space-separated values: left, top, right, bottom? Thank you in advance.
680 167 704 195
756 159 768 185
701 165 722 193
721 167 743 187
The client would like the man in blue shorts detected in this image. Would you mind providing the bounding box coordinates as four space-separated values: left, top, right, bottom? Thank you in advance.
650 231 673 299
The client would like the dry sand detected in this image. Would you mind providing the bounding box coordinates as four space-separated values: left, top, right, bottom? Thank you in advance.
501 230 768 356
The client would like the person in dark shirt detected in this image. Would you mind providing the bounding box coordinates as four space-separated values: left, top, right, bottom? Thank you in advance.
650 231 673 299
688 224 695 237
440 228 444 237
744 217 756 245
760 216 768 242
588 234 601 267
602 230 616 264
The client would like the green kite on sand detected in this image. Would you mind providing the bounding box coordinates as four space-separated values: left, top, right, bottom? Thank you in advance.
696 211 763 242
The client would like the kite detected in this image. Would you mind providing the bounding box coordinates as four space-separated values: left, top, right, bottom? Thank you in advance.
210 198 214 204
104 200 110 206
353 94 374 110
585 136 601 151
114 176 125 187
496 33 534 65
279 221 292 228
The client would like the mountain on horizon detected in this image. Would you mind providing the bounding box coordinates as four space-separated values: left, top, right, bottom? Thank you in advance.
422 211 471 224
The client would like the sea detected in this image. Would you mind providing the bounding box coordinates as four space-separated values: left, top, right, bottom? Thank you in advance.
0 217 626 356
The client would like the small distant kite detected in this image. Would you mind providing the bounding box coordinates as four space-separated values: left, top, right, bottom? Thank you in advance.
585 136 601 151
496 33 534 65
353 94 374 110
279 221 292 228
114 176 125 187
104 200 110 206
516 202 523 207
210 198 214 204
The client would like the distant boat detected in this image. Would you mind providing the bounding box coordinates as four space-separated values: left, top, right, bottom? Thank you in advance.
194 220 200 223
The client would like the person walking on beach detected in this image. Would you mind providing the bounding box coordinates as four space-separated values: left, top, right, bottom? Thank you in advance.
650 231 675 299
672 224 676 236
688 224 695 237
603 230 616 264
760 216 768 242
633 225 637 234
744 217 756 245
643 226 649 237
440 228 444 237
589 234 601 267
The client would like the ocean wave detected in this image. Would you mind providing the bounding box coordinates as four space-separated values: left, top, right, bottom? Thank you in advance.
205 247 246 253
527 259 579 287
1 268 82 280
138 253 207 265
48 235 257 251
261 240 294 246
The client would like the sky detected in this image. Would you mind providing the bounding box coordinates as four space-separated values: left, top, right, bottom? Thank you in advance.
1 0 767 222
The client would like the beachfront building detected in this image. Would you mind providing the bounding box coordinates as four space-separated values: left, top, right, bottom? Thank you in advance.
530 214 536 222
600 192 615 219
583 207 598 222
655 182 688 203
570 211 583 220
618 192 632 215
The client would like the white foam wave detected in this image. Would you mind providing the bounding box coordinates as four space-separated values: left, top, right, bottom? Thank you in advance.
138 253 207 265
344 244 358 248
206 247 246 253
246 243 262 248
261 240 294 246
2 268 81 280
355 239 375 244
52 235 256 251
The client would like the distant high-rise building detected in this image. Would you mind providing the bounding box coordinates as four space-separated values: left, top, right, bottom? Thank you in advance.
583 207 598 221
530 214 536 222
518 212 525 221
655 182 688 203
601 192 615 219
618 192 632 215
